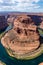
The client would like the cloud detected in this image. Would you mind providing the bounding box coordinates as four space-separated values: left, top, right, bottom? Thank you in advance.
0 0 40 4
0 0 3 3
0 0 43 12
3 0 15 4
33 0 40 3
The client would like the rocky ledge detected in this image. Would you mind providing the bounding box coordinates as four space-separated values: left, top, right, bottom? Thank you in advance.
1 15 43 59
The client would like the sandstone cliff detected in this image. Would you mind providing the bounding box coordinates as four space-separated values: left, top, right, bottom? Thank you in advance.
1 15 40 56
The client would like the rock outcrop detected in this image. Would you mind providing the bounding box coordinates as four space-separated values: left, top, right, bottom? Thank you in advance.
1 15 40 59
7 15 17 25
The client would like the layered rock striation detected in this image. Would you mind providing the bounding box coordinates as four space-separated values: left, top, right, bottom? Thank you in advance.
1 15 41 59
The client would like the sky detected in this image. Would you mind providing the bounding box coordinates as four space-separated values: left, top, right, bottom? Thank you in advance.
0 0 43 12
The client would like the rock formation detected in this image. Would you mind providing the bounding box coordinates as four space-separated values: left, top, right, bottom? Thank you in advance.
1 15 40 59
7 15 17 25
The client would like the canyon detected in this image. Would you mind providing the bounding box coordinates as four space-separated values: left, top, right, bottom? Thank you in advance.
0 13 43 59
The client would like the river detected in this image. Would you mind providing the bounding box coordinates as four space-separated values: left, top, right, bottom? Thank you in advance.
0 25 43 65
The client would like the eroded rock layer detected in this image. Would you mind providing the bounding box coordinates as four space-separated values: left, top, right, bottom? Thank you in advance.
1 15 40 58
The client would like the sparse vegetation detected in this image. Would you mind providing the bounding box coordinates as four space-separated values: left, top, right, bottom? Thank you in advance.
0 31 5 40
38 29 43 35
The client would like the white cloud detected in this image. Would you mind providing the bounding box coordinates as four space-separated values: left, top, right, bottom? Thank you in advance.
33 0 40 3
33 6 40 8
0 4 40 12
2 0 15 4
0 0 40 4
11 0 40 3
0 0 3 3
0 0 42 12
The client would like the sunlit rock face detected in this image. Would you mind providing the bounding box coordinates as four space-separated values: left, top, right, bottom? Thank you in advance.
0 16 8 30
1 15 40 59
14 15 33 28
39 62 43 65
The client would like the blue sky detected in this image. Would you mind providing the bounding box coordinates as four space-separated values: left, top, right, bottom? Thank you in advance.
0 0 43 12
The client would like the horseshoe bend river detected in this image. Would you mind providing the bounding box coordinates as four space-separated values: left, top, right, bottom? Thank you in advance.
0 25 43 65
